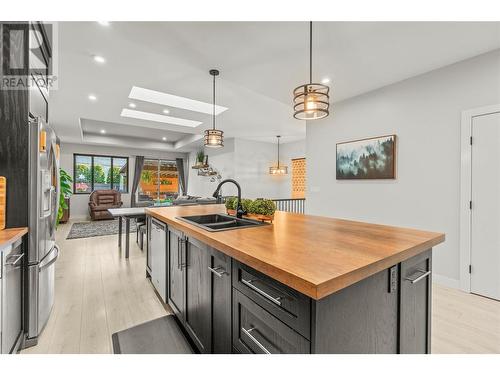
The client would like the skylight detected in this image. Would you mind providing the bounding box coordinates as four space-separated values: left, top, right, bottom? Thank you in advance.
120 108 202 128
128 86 228 115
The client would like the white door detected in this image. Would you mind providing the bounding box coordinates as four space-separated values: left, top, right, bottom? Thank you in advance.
471 111 500 300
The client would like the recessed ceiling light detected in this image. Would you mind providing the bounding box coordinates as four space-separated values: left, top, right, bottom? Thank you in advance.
162 137 167 141
120 108 202 128
321 77 330 84
162 108 170 114
93 55 106 64
129 86 228 115
128 102 136 108
97 21 110 26
88 94 97 101
100 129 106 134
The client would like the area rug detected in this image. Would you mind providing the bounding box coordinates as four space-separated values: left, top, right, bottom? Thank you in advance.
112 315 194 354
66 219 138 239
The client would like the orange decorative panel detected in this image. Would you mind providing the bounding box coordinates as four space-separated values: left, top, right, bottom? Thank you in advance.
0 176 6 230
291 158 306 199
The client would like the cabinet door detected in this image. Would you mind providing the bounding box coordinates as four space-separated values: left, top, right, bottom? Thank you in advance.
168 228 185 321
210 248 232 354
184 237 212 353
400 250 432 354
150 220 167 303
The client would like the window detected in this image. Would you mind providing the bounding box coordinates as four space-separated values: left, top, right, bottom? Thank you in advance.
73 154 129 194
138 159 178 203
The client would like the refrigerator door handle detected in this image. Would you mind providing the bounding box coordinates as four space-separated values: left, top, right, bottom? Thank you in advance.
39 245 59 270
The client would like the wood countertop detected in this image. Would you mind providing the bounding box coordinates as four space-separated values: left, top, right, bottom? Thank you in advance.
146 205 445 300
0 227 28 250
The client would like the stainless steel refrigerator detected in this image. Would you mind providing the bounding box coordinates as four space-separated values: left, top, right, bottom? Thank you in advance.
24 117 60 347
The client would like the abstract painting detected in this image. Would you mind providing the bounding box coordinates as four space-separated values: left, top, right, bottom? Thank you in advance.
336 135 396 179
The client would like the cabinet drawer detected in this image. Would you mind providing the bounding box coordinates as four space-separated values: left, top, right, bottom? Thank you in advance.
233 289 310 354
232 261 310 339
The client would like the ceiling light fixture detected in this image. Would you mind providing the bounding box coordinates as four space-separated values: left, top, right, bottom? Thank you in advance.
97 21 110 26
128 102 136 108
162 137 167 141
120 108 202 128
162 108 170 114
129 86 228 115
88 94 97 101
204 69 224 148
321 77 330 84
269 136 288 175
293 21 330 120
93 55 106 64
100 129 106 134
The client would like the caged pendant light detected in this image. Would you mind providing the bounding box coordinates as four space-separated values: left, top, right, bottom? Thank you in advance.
204 69 224 148
269 135 288 175
293 21 330 120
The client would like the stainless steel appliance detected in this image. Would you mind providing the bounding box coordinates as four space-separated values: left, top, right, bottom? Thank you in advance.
24 117 60 347
1 238 24 353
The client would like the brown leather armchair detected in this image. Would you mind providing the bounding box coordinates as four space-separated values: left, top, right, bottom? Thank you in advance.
88 190 123 220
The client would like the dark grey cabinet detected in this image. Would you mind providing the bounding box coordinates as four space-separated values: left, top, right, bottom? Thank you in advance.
209 248 232 354
400 249 432 354
167 227 185 321
165 225 232 354
233 289 310 354
184 237 212 353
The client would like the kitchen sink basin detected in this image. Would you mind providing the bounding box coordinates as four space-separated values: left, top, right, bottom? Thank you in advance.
177 214 267 232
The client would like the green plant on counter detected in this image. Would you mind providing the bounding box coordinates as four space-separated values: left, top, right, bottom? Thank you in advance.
224 197 276 216
57 168 73 226
225 196 237 210
249 199 276 216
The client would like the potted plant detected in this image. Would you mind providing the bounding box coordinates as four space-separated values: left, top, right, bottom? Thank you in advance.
193 150 206 168
225 197 276 223
58 168 73 225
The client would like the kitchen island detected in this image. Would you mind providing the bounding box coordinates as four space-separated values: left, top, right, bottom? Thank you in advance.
145 204 444 354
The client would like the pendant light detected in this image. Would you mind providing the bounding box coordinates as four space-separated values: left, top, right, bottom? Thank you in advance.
269 136 288 175
293 21 330 120
204 69 224 148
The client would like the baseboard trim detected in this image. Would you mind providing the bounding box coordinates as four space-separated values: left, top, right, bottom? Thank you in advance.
433 273 460 289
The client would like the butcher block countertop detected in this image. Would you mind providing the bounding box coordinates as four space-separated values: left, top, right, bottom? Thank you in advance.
0 227 28 250
146 204 445 300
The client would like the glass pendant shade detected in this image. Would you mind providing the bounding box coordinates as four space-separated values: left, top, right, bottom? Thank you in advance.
293 21 330 120
269 135 288 175
204 129 224 148
205 69 224 148
293 83 329 120
269 165 288 175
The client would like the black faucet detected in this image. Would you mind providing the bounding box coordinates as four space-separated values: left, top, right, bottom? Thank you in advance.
212 179 246 219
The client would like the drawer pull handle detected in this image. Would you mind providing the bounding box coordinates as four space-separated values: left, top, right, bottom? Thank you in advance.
208 266 227 278
241 278 283 306
405 269 431 284
5 253 24 266
241 327 271 354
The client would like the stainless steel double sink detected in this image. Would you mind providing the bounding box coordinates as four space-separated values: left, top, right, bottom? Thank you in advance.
177 214 268 232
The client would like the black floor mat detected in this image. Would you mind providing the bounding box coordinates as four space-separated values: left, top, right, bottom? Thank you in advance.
112 315 194 354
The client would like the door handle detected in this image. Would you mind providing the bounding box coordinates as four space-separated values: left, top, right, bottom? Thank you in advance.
241 278 283 306
405 269 431 284
5 253 24 267
208 266 227 278
39 245 60 270
241 327 271 354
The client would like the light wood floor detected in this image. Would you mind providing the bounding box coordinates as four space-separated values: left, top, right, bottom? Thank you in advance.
22 220 170 354
22 220 500 354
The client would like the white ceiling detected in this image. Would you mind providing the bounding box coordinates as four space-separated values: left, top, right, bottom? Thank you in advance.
50 21 500 151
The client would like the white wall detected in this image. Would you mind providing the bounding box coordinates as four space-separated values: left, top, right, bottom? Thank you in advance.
60 142 187 219
187 138 306 199
306 50 500 286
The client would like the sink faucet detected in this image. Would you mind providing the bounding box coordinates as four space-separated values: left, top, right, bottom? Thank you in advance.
212 179 246 219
